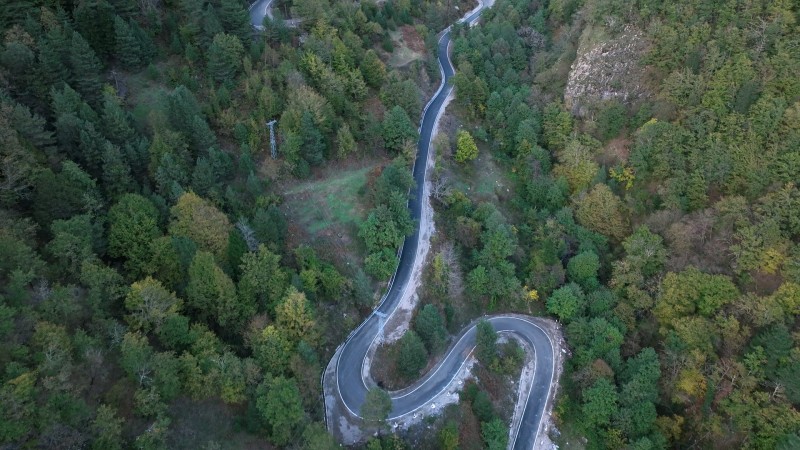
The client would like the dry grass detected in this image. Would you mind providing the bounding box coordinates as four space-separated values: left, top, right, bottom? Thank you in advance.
388 27 425 68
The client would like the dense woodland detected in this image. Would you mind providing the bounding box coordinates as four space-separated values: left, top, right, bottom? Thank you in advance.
0 0 798 448
432 0 799 448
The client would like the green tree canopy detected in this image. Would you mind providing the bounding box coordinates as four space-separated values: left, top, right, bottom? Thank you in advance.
109 194 161 277
475 320 497 366
382 105 417 153
547 282 586 322
455 129 479 163
396 330 428 379
125 277 181 333
169 192 232 261
238 245 288 314
414 304 447 354
654 267 739 333
567 251 600 290
256 376 305 446
206 33 244 84
575 184 628 240
186 251 241 327
361 387 391 425
582 378 619 428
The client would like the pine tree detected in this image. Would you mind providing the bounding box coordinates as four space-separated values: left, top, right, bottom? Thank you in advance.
396 330 428 378
132 21 157 64
37 31 72 97
336 123 357 159
102 141 136 199
5 98 56 150
300 111 325 166
200 5 224 49
218 0 251 44
166 86 203 135
114 16 141 69
154 152 189 202
180 0 204 45
74 0 116 58
79 122 109 174
189 115 217 153
1 41 35 95
0 0 36 31
455 129 479 163
110 0 138 19
186 251 239 326
69 31 103 105
102 89 135 145
382 105 417 153
206 33 244 85
108 194 161 277
0 106 37 206
360 49 386 88
191 156 216 196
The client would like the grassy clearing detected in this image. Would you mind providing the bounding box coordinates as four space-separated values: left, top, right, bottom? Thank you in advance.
122 63 172 128
167 398 273 450
281 164 374 234
447 140 513 206
280 162 381 271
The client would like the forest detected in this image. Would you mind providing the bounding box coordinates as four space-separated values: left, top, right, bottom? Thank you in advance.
0 0 798 448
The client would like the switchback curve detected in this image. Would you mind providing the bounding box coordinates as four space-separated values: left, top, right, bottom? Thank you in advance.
319 2 562 449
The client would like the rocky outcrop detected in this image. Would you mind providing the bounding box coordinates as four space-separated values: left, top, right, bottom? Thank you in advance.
564 24 649 116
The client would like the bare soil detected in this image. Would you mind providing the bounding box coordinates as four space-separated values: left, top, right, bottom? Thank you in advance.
401 25 426 54
598 136 631 166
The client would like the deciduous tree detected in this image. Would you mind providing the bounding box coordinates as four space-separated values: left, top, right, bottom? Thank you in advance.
547 283 586 322
575 184 628 240
125 277 181 333
582 378 618 428
169 192 231 261
256 376 305 445
91 404 123 450
361 387 391 425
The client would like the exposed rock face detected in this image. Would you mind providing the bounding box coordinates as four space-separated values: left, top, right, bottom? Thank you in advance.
564 24 649 116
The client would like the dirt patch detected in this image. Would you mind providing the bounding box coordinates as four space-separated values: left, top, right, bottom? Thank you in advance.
597 136 631 166
401 25 426 54
388 27 425 68
364 96 386 122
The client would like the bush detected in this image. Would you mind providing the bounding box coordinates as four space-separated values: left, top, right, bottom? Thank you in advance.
596 101 627 141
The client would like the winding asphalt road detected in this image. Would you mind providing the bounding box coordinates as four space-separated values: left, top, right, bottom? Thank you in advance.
249 0 274 29
249 0 300 29
325 5 559 449
249 2 559 448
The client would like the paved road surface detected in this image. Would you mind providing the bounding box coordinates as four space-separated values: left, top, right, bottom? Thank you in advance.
249 0 274 28
249 0 300 29
247 2 560 448
326 5 558 450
